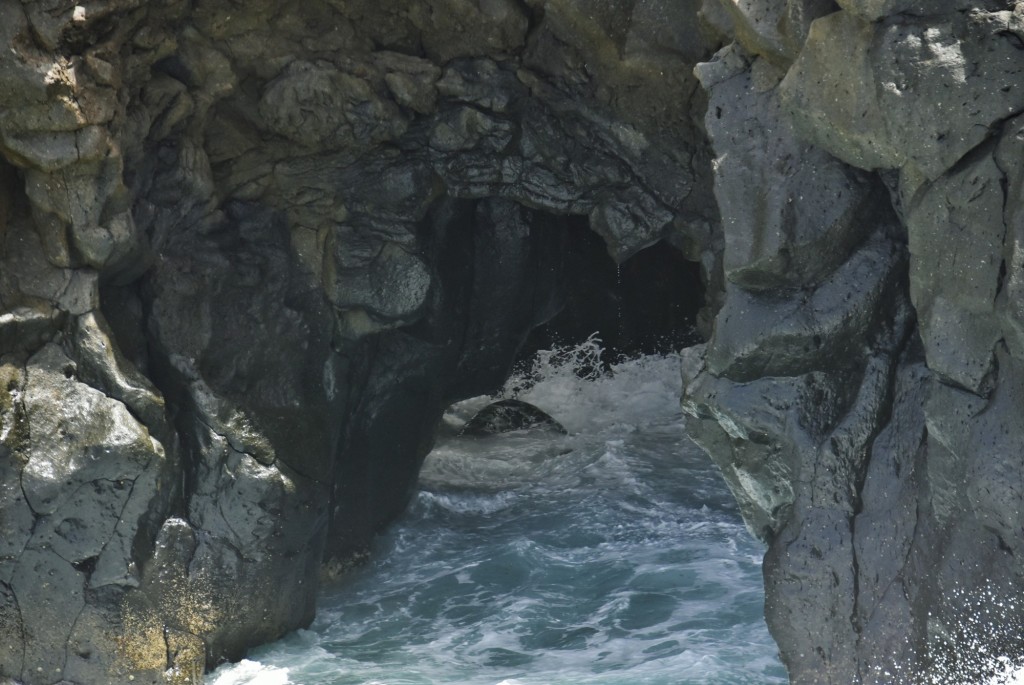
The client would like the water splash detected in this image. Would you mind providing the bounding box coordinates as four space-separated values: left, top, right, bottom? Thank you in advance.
495 335 686 436
208 660 290 685
499 333 608 402
927 582 1024 685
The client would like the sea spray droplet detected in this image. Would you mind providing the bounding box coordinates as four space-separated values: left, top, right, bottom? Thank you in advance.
925 580 1024 685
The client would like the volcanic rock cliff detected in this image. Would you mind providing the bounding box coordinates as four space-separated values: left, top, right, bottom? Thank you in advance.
0 1 1020 683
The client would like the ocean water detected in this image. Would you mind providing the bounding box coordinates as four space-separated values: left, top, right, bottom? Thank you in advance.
207 341 788 685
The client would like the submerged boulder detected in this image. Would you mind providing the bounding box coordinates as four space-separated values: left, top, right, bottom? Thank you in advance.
459 399 568 437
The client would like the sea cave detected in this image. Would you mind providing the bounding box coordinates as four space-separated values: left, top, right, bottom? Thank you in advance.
2 1 1024 684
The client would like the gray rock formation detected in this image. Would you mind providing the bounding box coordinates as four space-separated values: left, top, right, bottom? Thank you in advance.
682 2 1024 683
0 0 1022 683
0 1 717 683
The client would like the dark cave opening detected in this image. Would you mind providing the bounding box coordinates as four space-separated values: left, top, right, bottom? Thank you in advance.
328 198 709 561
517 217 706 368
425 200 709 405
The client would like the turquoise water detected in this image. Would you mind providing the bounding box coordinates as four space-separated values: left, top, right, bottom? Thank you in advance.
207 346 788 685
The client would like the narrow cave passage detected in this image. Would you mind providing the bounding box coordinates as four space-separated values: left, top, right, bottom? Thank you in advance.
208 213 787 685
324 202 708 563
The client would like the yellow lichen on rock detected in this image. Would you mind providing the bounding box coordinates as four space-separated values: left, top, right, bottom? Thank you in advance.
113 603 166 674
164 630 206 685
159 569 223 639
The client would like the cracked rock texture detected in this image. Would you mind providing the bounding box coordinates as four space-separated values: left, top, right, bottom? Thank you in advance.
0 1 716 682
682 2 1024 683
0 0 1022 684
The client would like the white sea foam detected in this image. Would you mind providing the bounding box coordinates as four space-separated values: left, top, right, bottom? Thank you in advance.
207 343 1024 685
207 342 785 685
997 667 1024 685
207 660 291 685
982 662 1024 685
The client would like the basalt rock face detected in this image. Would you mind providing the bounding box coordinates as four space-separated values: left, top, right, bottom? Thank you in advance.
681 2 1024 683
0 1 718 683
2 0 1023 684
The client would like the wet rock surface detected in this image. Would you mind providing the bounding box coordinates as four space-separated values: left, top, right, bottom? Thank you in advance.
0 0 1021 684
0 2 718 682
459 399 567 437
682 3 1024 683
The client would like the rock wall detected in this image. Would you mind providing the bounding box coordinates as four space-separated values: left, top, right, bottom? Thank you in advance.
681 1 1024 683
0 0 1021 683
0 1 718 683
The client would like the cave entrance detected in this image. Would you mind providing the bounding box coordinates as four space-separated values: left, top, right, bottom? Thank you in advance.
325 199 709 562
311 211 780 683
517 218 706 367
305 200 782 682
422 203 709 441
